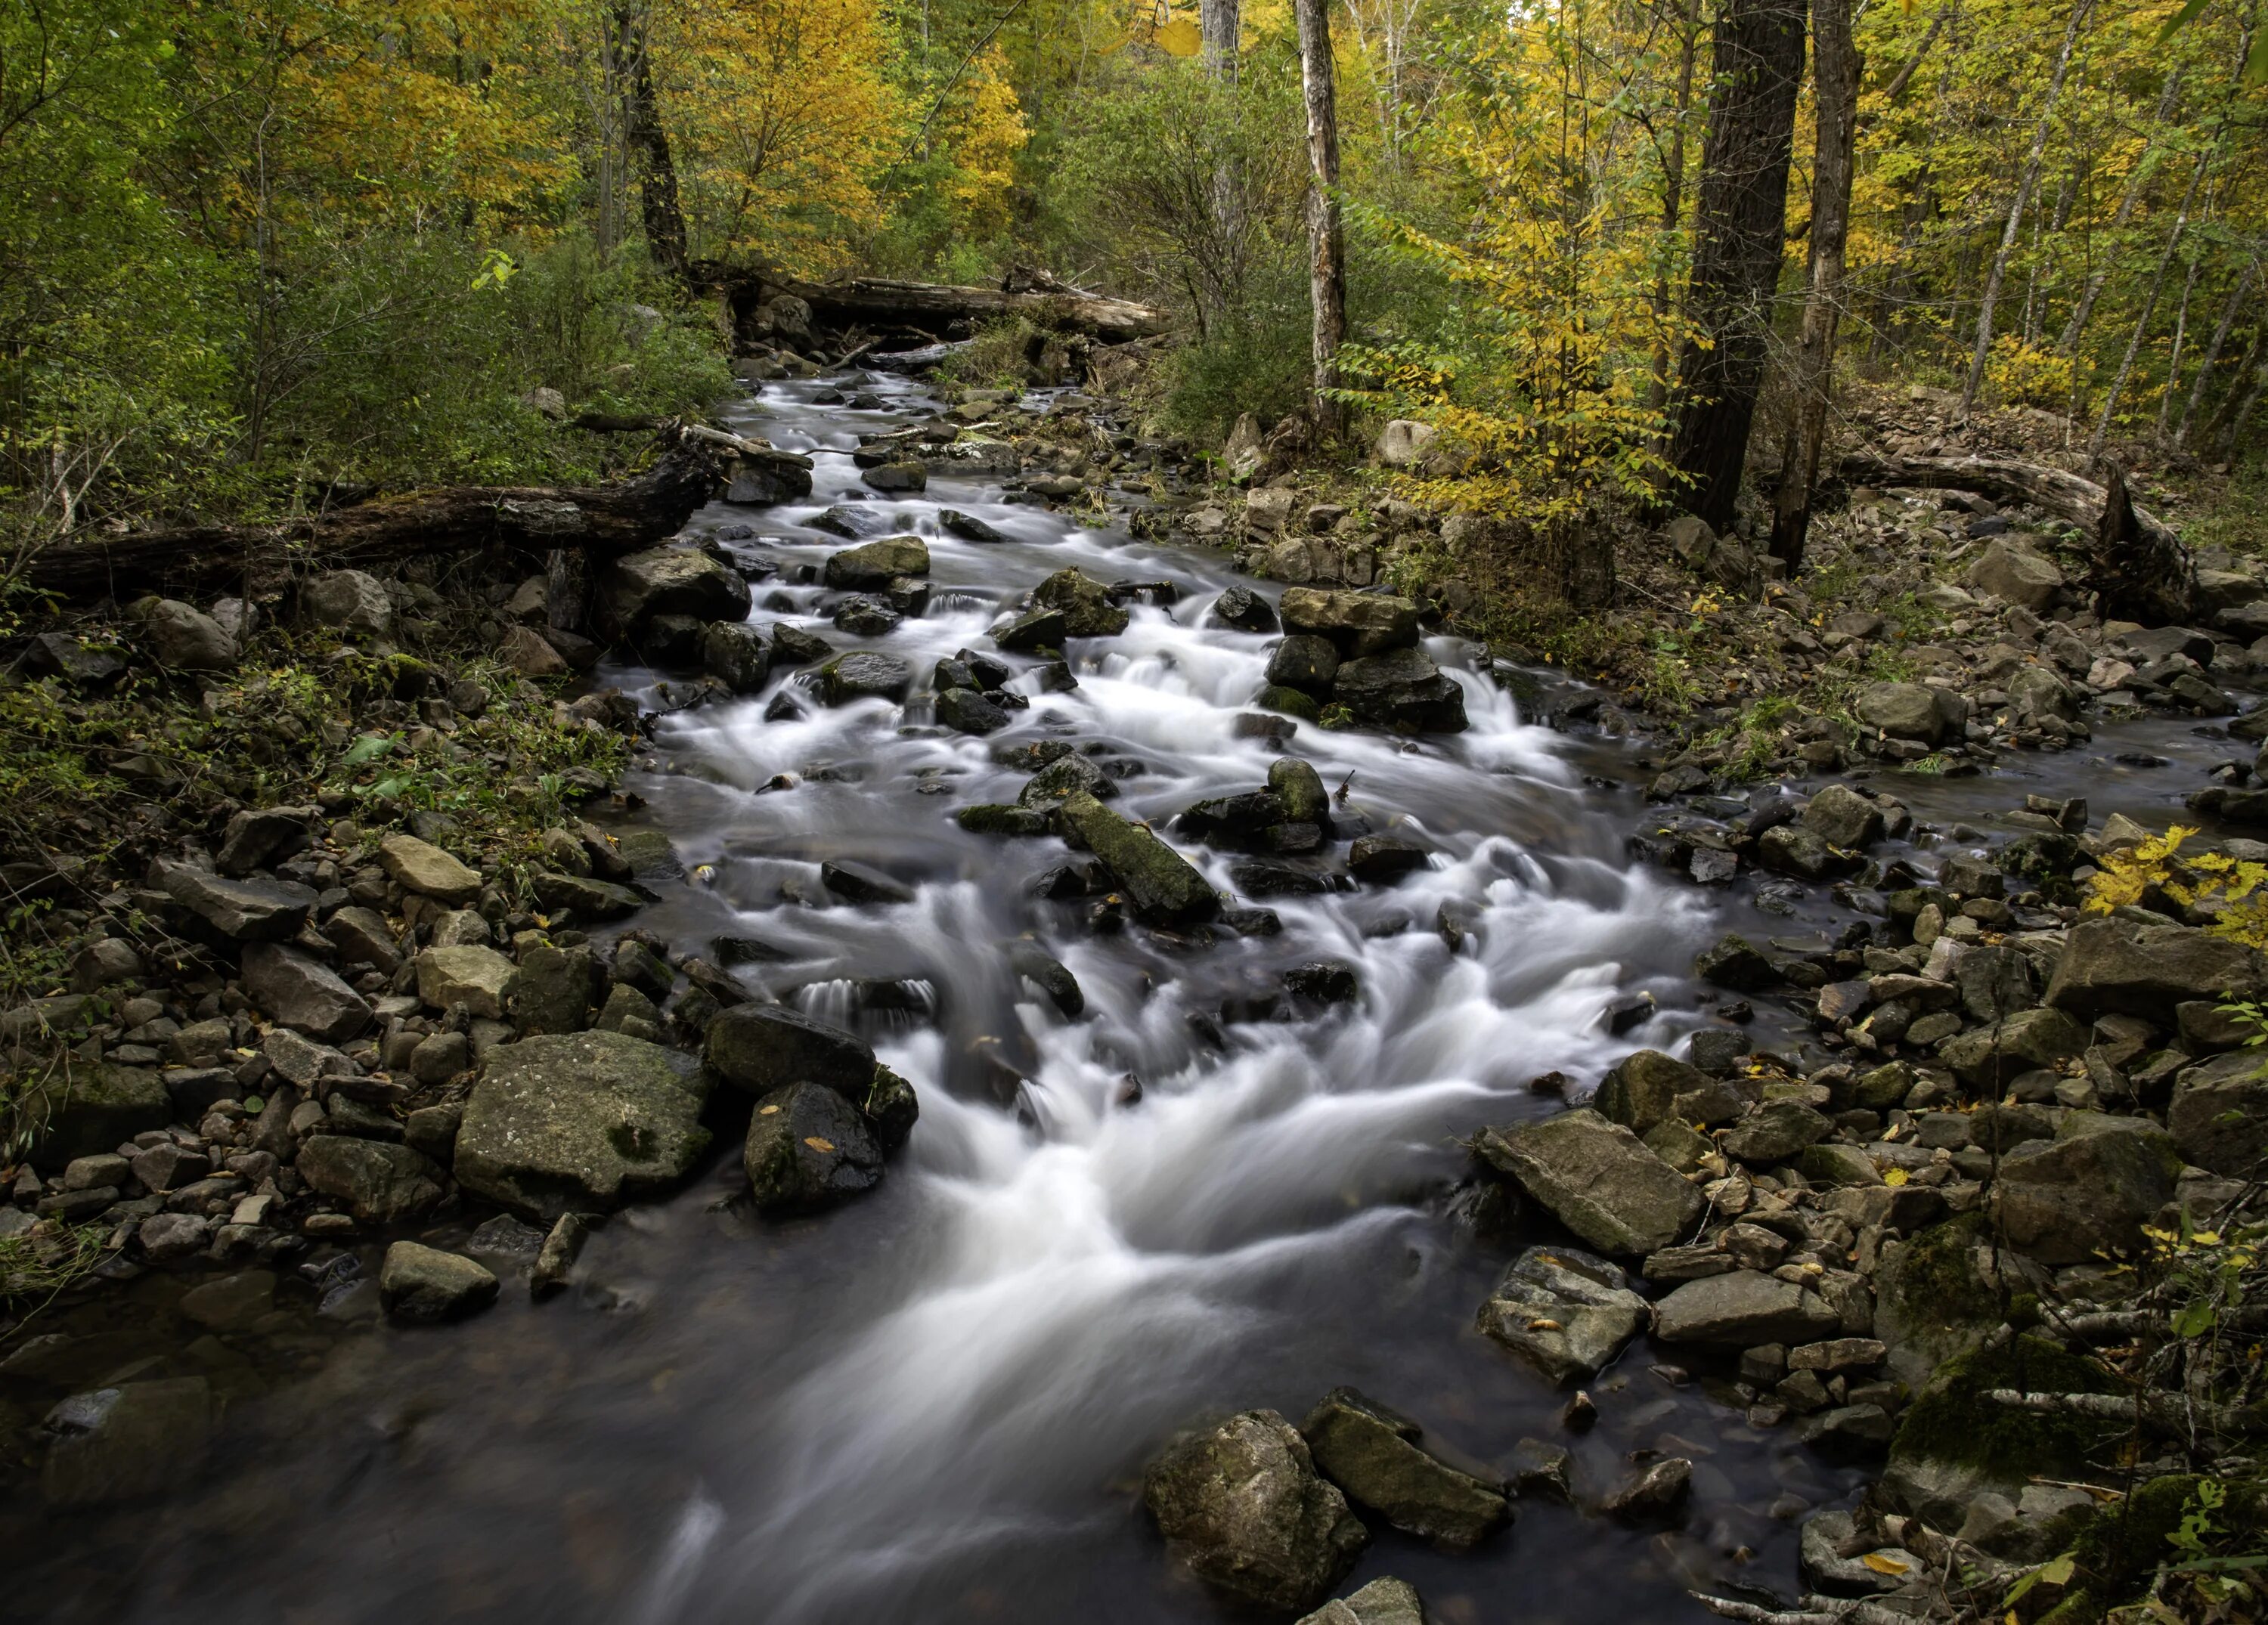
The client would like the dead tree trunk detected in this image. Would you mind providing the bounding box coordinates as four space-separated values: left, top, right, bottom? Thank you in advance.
1960 0 2093 413
1768 0 1860 574
1667 0 1808 531
1294 0 1348 440
29 434 729 603
2088 460 2197 625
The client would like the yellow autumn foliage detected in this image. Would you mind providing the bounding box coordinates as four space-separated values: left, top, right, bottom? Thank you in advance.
2084 825 2268 950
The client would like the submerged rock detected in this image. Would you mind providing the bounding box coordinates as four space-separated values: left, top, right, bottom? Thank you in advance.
1031 568 1130 637
743 1081 883 1213
1476 1245 1650 1382
1300 1389 1508 1548
1143 1410 1369 1612
379 1242 499 1323
1056 791 1219 925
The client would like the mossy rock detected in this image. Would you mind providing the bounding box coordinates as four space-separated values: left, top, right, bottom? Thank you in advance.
1882 1335 2122 1525
1873 1212 2009 1386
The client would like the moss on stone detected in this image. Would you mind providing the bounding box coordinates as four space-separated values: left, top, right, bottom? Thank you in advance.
1890 1335 2121 1483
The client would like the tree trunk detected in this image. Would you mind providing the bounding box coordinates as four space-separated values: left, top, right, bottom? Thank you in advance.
2088 148 2208 457
1876 2 1950 105
2178 258 2260 445
2158 251 2204 436
1647 0 1705 431
2056 69 2184 358
1768 0 1860 574
2087 459 2195 625
1667 0 1808 531
28 435 729 603
1201 0 1240 76
617 5 688 277
1294 0 1348 440
1960 0 2093 413
1201 0 1243 339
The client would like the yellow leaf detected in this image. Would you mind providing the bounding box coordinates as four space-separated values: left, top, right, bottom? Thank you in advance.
1885 1167 1909 1187
1154 16 1202 54
759 1104 781 1116
1863 1553 1911 1575
804 1135 836 1153
2038 1554 2076 1586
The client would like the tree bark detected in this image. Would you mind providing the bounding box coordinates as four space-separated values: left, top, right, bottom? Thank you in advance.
2175 255 2258 446
1836 448 2194 621
1960 0 2093 413
1768 0 1860 574
1201 0 1244 339
617 4 688 277
1647 0 1705 431
1667 0 1808 531
1294 0 1348 440
2056 69 2184 358
28 435 729 603
1201 0 1240 77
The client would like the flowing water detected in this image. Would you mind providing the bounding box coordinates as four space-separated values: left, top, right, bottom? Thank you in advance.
6 373 2245 1624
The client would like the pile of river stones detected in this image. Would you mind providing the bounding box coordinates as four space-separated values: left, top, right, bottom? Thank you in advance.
1136 785 2268 1617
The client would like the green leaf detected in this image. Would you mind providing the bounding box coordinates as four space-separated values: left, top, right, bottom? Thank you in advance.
2248 25 2268 86
2156 0 2212 45
340 732 394 769
2039 1554 2077 1587
2171 1298 2219 1338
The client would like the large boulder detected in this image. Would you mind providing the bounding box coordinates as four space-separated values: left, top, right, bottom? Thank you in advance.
27 1063 170 1171
241 943 370 1043
1295 1578 1427 1625
295 1135 445 1222
39 1378 212 1508
1719 1100 1835 1165
1143 1410 1369 1612
823 536 930 590
743 1081 883 1213
705 1003 875 1098
1278 589 1419 657
302 570 394 639
144 600 237 670
454 1031 713 1217
1872 1214 2026 1388
1057 791 1220 925
601 546 753 631
1374 420 1439 469
1476 1244 1649 1382
1804 785 1885 850
2046 916 2263 1021
1473 1109 1703 1255
1992 1122 2178 1264
699 622 772 693
1031 568 1130 638
1855 682 1964 744
414 945 517 1021
1653 1269 1839 1346
1966 540 2065 611
1331 648 1467 733
1299 1389 1507 1549
2167 1050 2268 1177
379 1242 499 1323
820 652 914 705
378 833 482 906
1594 1050 1713 1137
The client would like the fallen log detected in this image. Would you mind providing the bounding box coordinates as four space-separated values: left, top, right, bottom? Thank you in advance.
1836 450 2194 623
25 432 730 603
696 259 1171 345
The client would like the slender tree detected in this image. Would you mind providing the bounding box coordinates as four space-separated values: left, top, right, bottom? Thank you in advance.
2055 68 2184 358
1960 0 2093 414
1293 0 1347 438
616 4 686 277
1668 0 1808 531
1769 0 1860 572
2177 254 2260 446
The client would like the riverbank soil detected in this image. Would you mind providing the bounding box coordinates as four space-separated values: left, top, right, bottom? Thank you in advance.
1 330 2263 1624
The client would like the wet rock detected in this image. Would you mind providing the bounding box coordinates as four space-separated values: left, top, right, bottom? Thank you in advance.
938 508 1009 543
378 833 482 906
821 859 916 905
2045 916 2262 1020
1009 943 1083 1017
699 622 772 693
1032 568 1131 638
862 1063 920 1150
1856 682 1963 744
1653 1269 1839 1346
1758 824 1846 880
1210 587 1280 633
1473 1109 1703 1255
1601 1456 1690 1521
770 624 835 666
295 1135 445 1223
830 591 898 633
601 545 753 630
455 1031 711 1216
994 606 1068 652
1143 1410 1369 1613
144 600 237 670
824 535 930 590
1804 785 1884 850
1179 791 1289 848
956 803 1051 836
1056 791 1219 925
158 862 314 942
1719 1100 1834 1164
1294 1577 1427 1625
1268 634 1341 691
2167 1050 2268 1175
1268 757 1331 825
1794 1404 1896 1461
1278 588 1419 656
504 942 601 1035
529 870 645 920
1992 1122 2177 1263
379 1242 499 1323
531 1212 589 1298
242 943 370 1043
1332 647 1467 732
303 569 394 638
414 944 517 1021
40 1379 211 1508
1347 835 1429 884
1476 1244 1650 1382
862 460 927 492
1300 1388 1508 1548
135 1212 212 1261
744 1080 883 1213
1019 752 1115 806
705 1003 876 1099
820 651 914 704
26 1063 170 1170
1695 932 1776 991
1594 1050 1711 1137
937 687 1015 735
